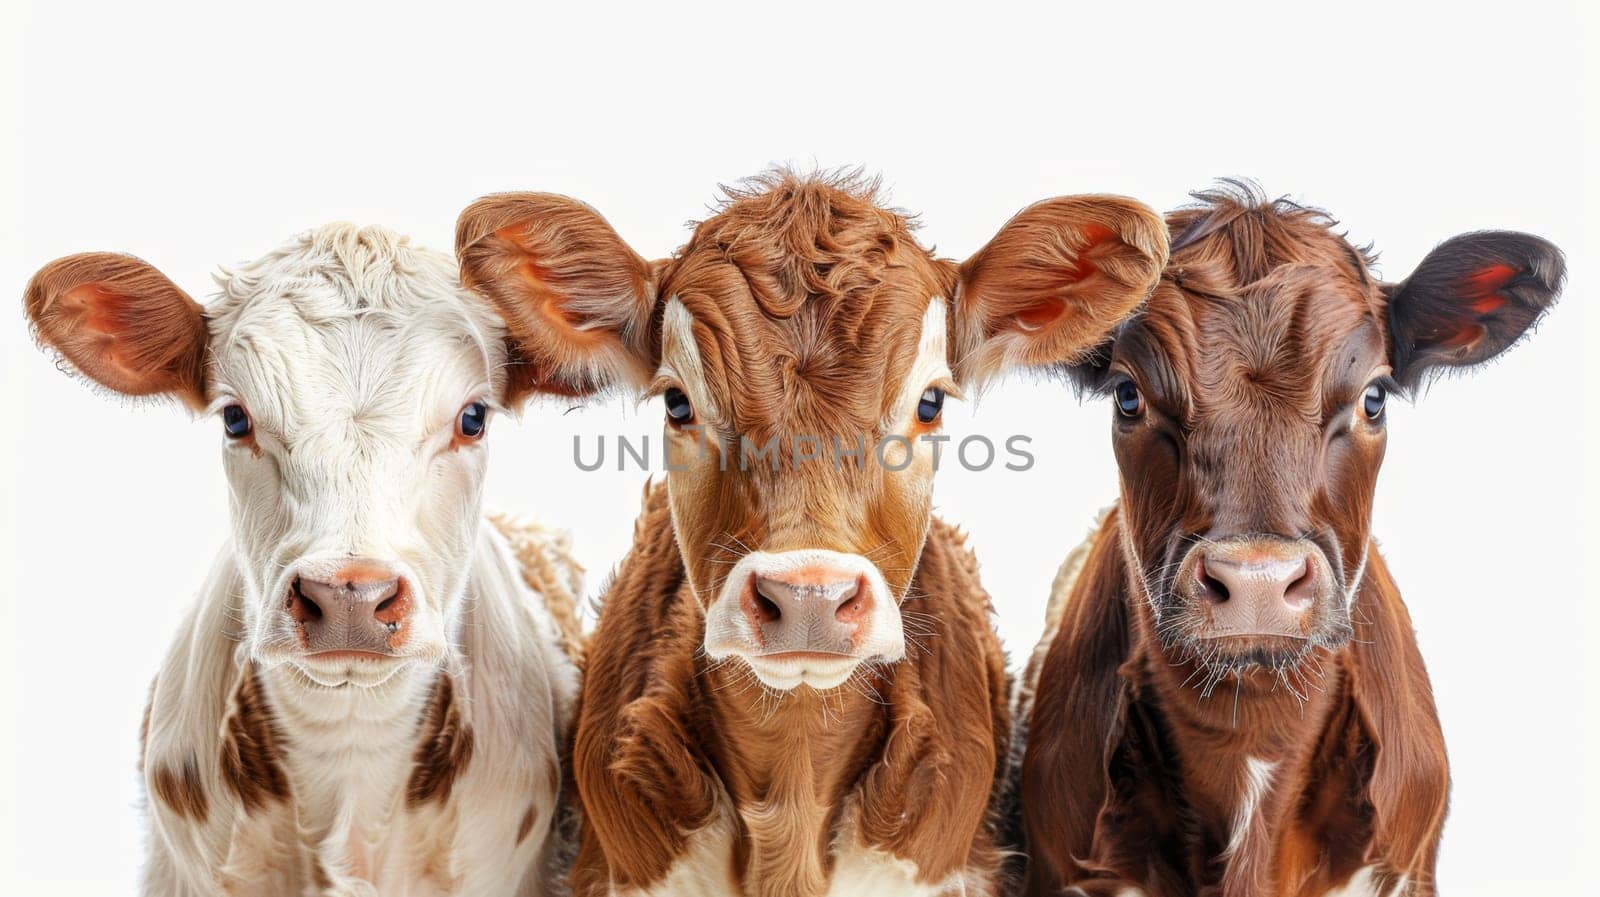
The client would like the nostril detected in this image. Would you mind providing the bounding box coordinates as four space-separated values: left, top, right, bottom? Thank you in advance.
750 576 784 624
374 594 399 615
1197 557 1230 603
834 576 870 624
287 580 323 623
753 592 782 623
1284 558 1317 609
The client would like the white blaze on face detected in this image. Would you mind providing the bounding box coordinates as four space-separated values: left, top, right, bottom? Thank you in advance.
204 225 507 670
878 299 954 475
657 297 720 422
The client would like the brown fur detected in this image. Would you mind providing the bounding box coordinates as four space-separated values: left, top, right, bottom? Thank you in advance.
457 192 657 400
572 486 1009 897
150 755 210 823
1018 183 1564 897
406 673 476 807
23 252 209 408
458 172 1167 896
219 665 291 813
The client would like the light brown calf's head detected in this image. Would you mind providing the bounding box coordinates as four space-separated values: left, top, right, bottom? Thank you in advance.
1076 183 1564 680
460 173 1167 690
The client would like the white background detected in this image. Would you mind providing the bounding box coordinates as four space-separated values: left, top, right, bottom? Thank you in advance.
2 1 1595 893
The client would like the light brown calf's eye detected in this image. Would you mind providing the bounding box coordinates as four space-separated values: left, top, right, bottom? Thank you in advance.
916 387 945 424
664 387 694 425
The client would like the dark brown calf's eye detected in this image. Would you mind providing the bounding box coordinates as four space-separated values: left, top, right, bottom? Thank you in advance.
916 387 945 424
222 404 252 439
1362 382 1387 420
1114 379 1144 418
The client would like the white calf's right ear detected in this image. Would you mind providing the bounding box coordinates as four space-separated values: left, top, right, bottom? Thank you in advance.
456 192 660 403
24 253 209 409
953 195 1168 388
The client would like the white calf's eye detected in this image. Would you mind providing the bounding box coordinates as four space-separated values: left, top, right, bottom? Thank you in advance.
222 404 252 439
916 387 945 424
457 401 489 439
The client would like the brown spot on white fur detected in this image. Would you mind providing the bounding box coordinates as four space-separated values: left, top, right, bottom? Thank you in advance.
219 664 290 813
407 673 475 807
150 755 209 822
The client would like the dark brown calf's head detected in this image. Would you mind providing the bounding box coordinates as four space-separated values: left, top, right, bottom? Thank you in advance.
1075 183 1563 678
460 173 1166 691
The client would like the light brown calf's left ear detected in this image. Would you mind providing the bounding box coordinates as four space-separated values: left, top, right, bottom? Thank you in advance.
953 195 1168 386
24 253 209 408
457 193 659 402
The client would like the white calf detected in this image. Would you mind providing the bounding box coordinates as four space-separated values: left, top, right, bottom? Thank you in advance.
25 225 582 896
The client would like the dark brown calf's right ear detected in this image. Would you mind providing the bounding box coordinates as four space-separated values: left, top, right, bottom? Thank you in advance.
24 253 209 408
1384 231 1565 391
456 193 659 402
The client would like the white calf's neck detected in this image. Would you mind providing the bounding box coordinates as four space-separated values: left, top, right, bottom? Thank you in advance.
140 522 578 897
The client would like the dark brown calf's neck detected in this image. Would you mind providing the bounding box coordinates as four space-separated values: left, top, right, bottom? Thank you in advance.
1020 507 1447 897
572 486 1009 897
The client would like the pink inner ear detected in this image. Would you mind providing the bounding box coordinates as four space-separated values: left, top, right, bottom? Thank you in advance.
1010 224 1119 331
1464 263 1519 291
1438 322 1487 350
1461 263 1520 314
1067 224 1117 281
63 283 126 336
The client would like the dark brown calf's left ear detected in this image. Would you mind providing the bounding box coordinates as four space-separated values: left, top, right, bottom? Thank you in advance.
1385 231 1565 391
24 253 209 408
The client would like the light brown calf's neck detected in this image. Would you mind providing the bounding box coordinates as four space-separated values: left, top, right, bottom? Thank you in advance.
696 661 889 896
573 486 1008 897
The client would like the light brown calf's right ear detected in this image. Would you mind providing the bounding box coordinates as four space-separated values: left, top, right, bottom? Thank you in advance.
24 253 209 408
456 193 658 401
953 195 1168 386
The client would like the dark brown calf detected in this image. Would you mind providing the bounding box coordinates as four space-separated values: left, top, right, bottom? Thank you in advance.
1016 183 1564 897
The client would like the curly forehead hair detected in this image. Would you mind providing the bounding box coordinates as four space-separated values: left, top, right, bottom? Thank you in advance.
1165 179 1379 291
664 169 948 319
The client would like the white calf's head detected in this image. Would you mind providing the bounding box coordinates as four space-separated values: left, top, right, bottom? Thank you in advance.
26 225 512 688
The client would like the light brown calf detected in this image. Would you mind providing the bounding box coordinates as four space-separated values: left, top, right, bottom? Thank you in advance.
457 173 1169 897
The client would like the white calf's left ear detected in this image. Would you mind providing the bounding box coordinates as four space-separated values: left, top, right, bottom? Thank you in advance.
952 195 1168 387
24 253 210 409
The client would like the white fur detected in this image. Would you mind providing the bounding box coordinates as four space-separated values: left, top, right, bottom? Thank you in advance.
138 225 579 896
883 299 954 432
657 296 721 422
1224 756 1278 860
617 804 975 897
1322 866 1409 897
